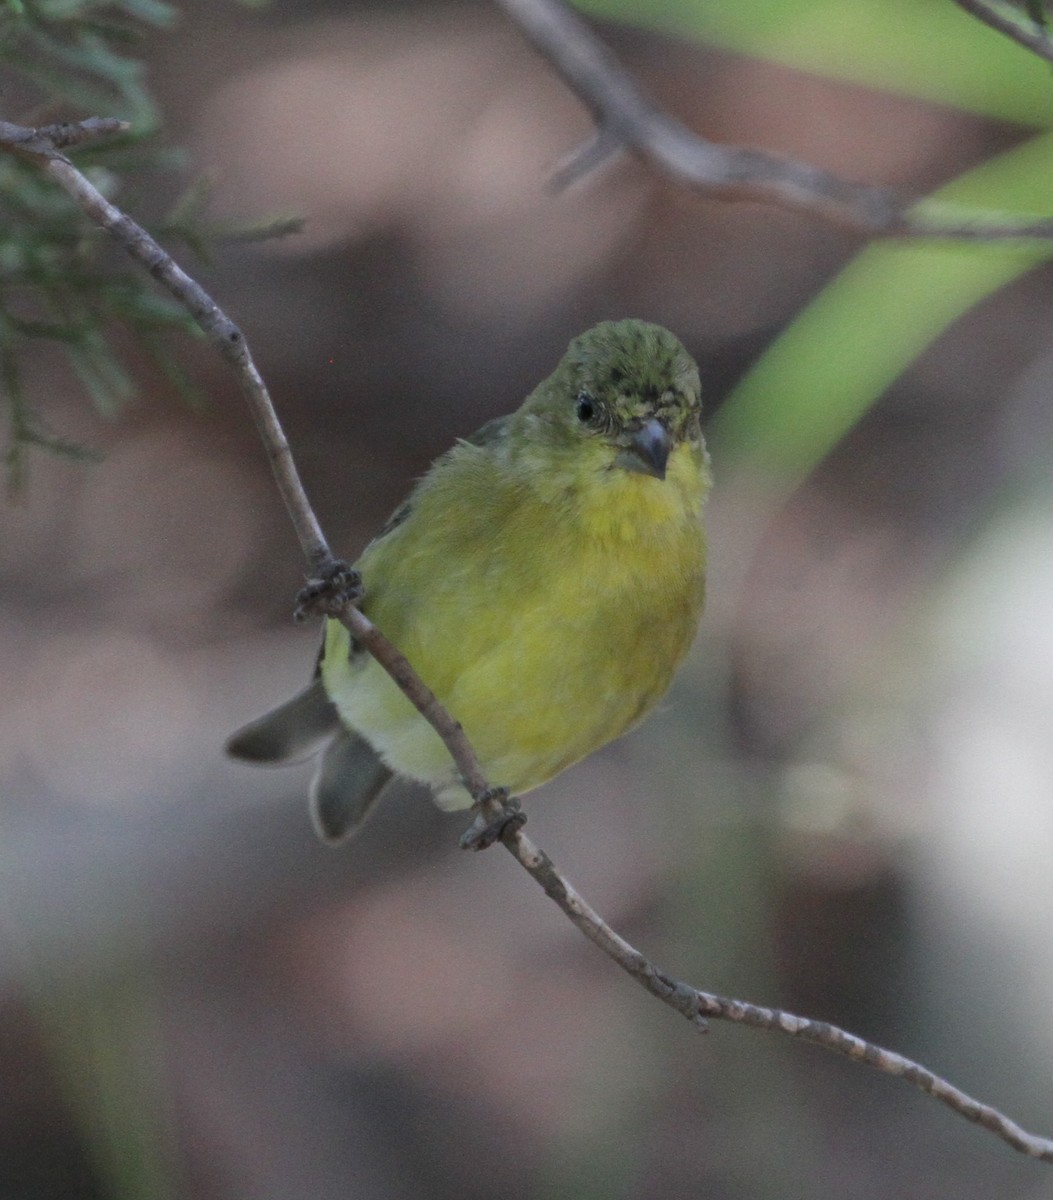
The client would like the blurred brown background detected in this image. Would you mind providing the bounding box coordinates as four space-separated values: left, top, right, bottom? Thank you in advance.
4 1 1053 1197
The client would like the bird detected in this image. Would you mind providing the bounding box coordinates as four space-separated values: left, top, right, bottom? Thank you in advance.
226 319 711 843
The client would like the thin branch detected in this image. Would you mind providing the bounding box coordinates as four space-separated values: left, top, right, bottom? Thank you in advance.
548 125 626 192
0 117 129 157
35 117 131 149
495 0 1053 240
0 118 330 568
951 0 1053 63
6 117 1053 1166
499 826 1053 1161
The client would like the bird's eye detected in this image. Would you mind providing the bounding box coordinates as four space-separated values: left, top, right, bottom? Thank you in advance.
576 393 596 423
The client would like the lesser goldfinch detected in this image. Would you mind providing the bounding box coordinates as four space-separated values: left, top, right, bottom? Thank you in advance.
227 319 711 842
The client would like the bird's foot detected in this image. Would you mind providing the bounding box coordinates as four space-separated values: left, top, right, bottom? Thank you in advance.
294 558 363 622
459 789 525 851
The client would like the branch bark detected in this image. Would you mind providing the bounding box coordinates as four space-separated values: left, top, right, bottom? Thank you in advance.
5 115 1053 1167
494 0 1053 240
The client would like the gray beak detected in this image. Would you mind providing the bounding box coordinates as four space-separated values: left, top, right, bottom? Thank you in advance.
619 418 670 480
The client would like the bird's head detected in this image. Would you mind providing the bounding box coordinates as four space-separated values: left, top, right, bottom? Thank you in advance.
520 319 704 485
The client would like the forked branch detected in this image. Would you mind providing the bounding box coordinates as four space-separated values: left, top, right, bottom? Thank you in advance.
495 0 1053 239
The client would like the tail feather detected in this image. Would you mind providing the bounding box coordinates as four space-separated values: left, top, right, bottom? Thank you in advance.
228 679 394 843
309 730 394 844
226 680 341 764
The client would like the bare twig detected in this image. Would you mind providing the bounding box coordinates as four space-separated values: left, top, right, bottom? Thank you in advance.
0 117 129 157
495 0 1053 239
499 826 1053 1161
36 117 130 150
0 118 329 568
6 117 1053 1166
951 0 1053 64
548 125 626 192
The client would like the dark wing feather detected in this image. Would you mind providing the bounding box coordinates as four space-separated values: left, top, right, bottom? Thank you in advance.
309 730 394 843
225 678 340 764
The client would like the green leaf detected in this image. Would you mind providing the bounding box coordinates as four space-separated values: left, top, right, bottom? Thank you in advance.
710 131 1053 493
576 0 1053 126
115 0 178 25
1019 0 1049 29
141 331 205 409
65 331 136 416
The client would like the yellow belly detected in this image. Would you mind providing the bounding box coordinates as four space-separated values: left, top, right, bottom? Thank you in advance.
321 441 707 809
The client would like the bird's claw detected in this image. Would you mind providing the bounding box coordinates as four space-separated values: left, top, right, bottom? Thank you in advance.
459 789 525 851
294 558 364 622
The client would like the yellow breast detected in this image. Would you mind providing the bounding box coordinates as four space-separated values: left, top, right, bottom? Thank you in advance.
322 437 709 809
